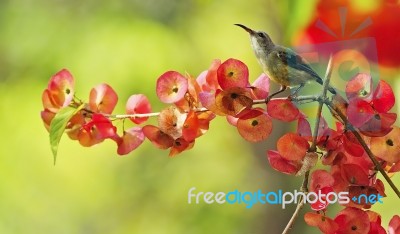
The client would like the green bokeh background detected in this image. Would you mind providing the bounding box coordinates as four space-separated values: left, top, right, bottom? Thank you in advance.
0 0 398 233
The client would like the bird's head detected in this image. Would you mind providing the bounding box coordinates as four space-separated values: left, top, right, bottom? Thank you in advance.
234 24 274 55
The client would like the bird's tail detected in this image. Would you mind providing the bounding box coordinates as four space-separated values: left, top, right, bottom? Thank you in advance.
315 76 337 94
328 86 337 95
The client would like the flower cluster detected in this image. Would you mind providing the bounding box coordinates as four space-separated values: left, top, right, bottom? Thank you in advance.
305 207 400 234
41 59 303 157
41 58 399 234
264 72 399 233
41 69 138 154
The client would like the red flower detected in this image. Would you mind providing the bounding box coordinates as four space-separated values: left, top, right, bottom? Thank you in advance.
78 114 117 147
89 83 118 114
346 74 396 137
334 207 370 234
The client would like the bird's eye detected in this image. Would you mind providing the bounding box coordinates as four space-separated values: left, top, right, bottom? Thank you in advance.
257 32 265 38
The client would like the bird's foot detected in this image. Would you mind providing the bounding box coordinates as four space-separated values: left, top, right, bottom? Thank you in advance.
287 94 297 101
265 85 287 103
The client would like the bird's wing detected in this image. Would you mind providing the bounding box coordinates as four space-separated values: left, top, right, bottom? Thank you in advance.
275 48 324 85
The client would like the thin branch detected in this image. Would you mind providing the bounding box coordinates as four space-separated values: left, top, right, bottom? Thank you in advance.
104 107 210 119
281 170 310 234
252 95 319 105
310 55 333 151
281 197 305 234
301 170 310 192
106 112 161 119
108 95 321 119
75 97 320 120
282 55 334 234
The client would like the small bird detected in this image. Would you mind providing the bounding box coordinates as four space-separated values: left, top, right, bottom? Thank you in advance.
235 24 336 98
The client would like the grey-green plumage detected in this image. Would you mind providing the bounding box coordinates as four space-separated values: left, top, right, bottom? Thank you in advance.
235 24 336 95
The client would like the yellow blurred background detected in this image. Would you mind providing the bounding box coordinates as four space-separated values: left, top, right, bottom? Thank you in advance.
0 0 398 233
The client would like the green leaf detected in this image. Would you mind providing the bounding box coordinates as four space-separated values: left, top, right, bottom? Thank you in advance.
49 104 85 165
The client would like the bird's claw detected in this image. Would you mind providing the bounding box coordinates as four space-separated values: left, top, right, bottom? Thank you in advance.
287 94 297 101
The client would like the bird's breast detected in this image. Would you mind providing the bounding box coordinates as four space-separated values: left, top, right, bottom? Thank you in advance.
264 56 293 86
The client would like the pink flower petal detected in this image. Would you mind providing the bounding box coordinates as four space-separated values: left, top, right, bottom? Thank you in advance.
117 127 145 155
217 58 249 90
156 71 188 103
47 69 75 107
126 94 152 124
89 83 118 114
251 73 270 99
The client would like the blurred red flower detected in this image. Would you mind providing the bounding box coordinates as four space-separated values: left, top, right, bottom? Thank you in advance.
297 0 400 68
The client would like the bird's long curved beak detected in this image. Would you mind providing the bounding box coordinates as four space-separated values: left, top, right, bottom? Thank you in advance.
234 24 255 34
